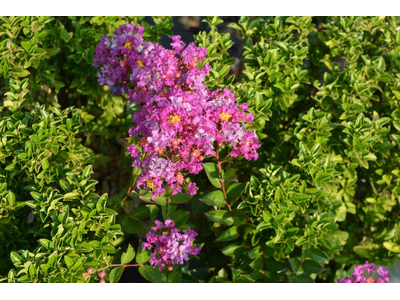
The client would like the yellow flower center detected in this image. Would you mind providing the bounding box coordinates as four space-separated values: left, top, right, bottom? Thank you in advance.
219 112 232 123
246 141 252 146
168 113 182 125
137 60 144 68
146 179 155 190
124 41 132 49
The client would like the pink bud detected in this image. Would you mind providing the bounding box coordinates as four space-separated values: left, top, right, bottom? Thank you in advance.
168 265 173 271
87 268 93 275
100 279 106 283
98 271 106 278
82 273 89 279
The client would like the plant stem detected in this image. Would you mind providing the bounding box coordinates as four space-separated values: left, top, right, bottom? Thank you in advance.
166 184 170 216
124 167 140 200
118 167 140 215
216 144 233 214
291 253 307 283
216 144 241 235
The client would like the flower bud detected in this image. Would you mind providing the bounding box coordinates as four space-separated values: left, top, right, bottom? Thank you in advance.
100 279 106 283
171 139 180 148
168 265 173 271
87 268 93 275
175 72 181 79
82 273 89 279
98 271 106 278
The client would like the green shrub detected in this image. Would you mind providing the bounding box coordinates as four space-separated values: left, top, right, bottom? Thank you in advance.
191 16 400 283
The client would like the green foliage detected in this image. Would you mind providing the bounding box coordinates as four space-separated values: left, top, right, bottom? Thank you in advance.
0 104 123 282
188 16 400 283
0 16 173 166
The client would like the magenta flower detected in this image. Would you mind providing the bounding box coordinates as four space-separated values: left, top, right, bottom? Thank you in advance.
142 219 202 271
337 261 389 283
93 24 260 200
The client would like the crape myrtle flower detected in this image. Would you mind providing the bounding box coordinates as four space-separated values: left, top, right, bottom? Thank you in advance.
337 261 389 283
142 219 202 271
93 24 261 200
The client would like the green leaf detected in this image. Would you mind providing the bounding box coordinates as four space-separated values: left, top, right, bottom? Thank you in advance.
169 211 189 227
203 163 221 188
98 193 108 208
130 205 150 220
170 192 192 204
121 244 136 264
63 192 80 200
289 258 300 273
216 226 240 242
64 256 74 269
363 153 377 161
226 183 246 205
204 210 234 225
38 239 51 249
40 264 50 275
256 222 270 231
168 270 181 283
307 249 328 263
7 191 16 206
82 165 92 178
139 265 162 283
5 162 17 171
41 158 50 170
221 243 246 256
122 217 139 234
218 66 231 77
136 241 151 264
302 260 324 274
199 190 226 207
17 275 32 283
383 242 400 253
223 168 237 182
148 205 159 222
109 267 125 283
10 252 22 265
293 275 314 283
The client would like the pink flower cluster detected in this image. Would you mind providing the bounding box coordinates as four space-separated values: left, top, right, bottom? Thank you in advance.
93 24 260 199
338 261 389 283
142 219 202 271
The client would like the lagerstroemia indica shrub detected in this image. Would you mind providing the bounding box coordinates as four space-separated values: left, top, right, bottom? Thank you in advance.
1 16 400 283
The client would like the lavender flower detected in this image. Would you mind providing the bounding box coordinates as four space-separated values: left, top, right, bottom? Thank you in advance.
337 261 389 283
93 24 260 200
142 219 202 271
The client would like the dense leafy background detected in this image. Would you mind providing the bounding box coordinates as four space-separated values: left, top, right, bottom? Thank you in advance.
1 16 400 283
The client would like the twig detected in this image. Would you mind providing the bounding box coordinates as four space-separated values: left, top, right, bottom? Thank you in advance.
216 144 241 235
291 254 307 283
166 184 170 216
